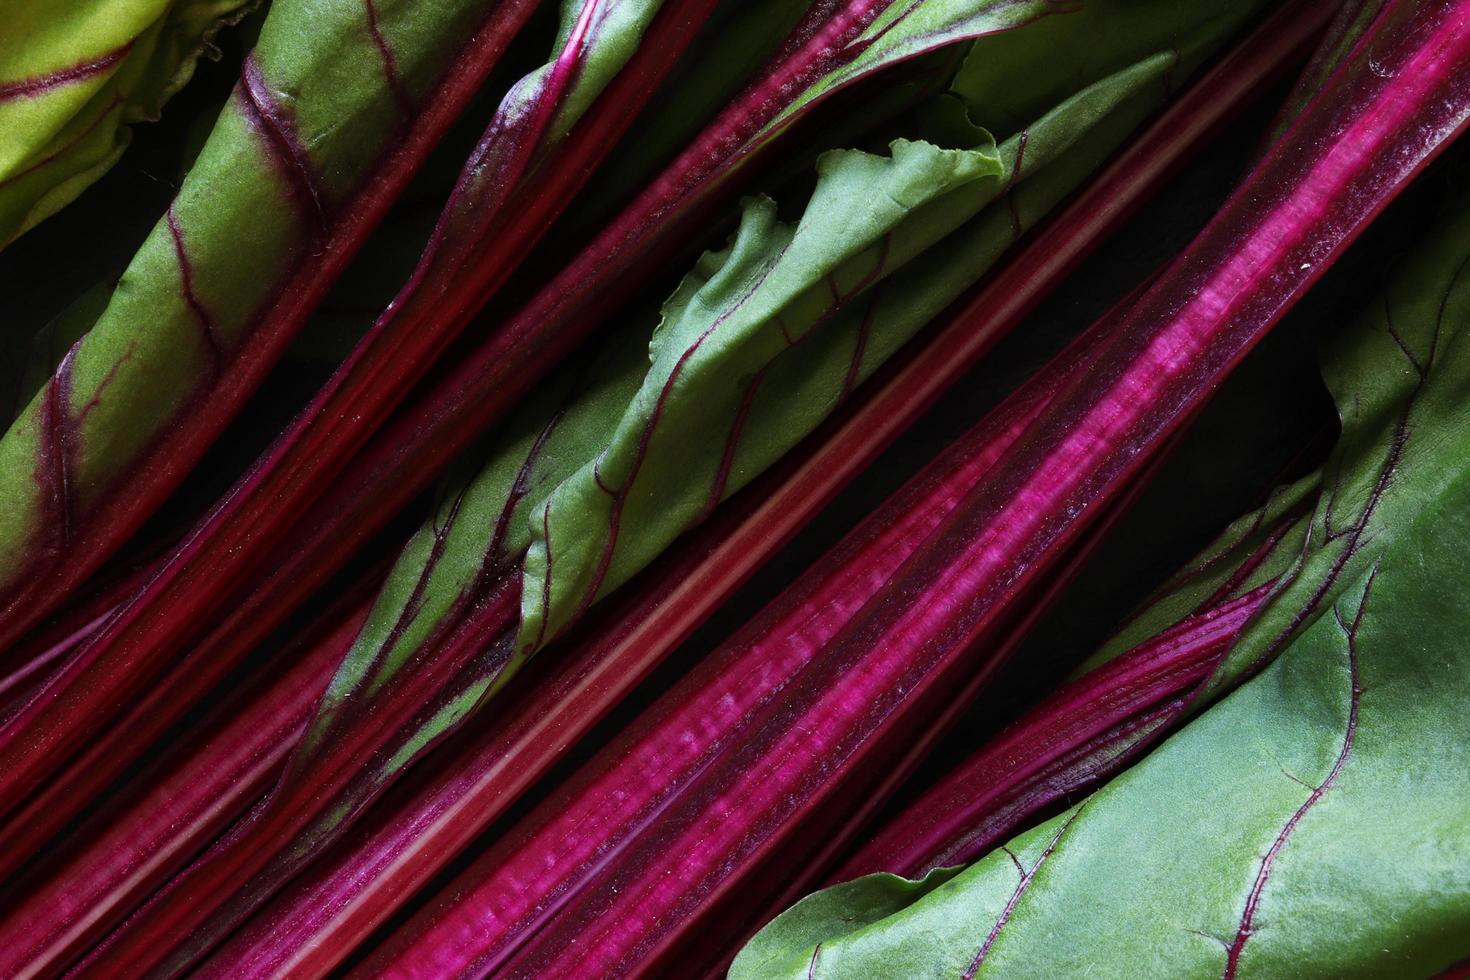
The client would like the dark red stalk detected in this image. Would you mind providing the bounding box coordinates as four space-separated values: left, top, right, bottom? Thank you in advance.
0 613 106 723
835 582 1274 880
192 11 1330 971
358 2 1470 973
235 0 1327 663
0 597 370 979
709 432 1194 980
0 541 174 721
111 0 904 691
0 0 543 652
0 0 722 836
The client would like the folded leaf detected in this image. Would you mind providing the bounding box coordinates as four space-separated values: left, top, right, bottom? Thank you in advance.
0 0 693 856
194 6 1330 969
69 7 1270 972
13 0 1054 769
110 0 1092 723
315 0 1232 866
0 0 261 245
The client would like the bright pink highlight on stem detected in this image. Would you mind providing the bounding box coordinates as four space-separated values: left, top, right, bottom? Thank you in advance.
355 314 1090 980
359 1 1470 974
194 8 1328 972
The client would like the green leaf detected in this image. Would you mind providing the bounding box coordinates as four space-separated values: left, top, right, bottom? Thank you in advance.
305 0 1269 797
270 0 694 782
299 0 1274 837
730 188 1470 980
729 866 964 980
518 134 1005 647
1073 474 1318 678
0 0 503 600
0 0 261 246
519 36 1226 651
1204 191 1470 697
302 321 649 759
565 0 821 230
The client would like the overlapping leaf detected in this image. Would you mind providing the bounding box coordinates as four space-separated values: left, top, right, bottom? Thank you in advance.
0 0 520 646
521 17 1252 653
731 185 1470 980
0 0 260 245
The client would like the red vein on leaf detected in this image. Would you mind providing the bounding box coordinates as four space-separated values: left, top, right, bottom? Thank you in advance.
858 0 1071 56
573 328 717 621
30 338 136 549
840 290 880 401
838 234 891 305
72 343 136 427
393 404 568 680
963 805 1085 978
0 43 132 101
1222 563 1376 979
1380 295 1427 381
362 0 414 119
569 240 789 625
166 205 224 370
859 0 1078 63
350 487 471 707
1005 130 1030 240
570 221 892 627
1239 251 1465 680
239 54 328 236
702 369 766 521
1194 506 1307 614
486 409 566 570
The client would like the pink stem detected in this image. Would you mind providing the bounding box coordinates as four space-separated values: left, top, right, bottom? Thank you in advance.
837 582 1274 880
198 9 1328 972
360 1 1470 973
0 597 369 978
